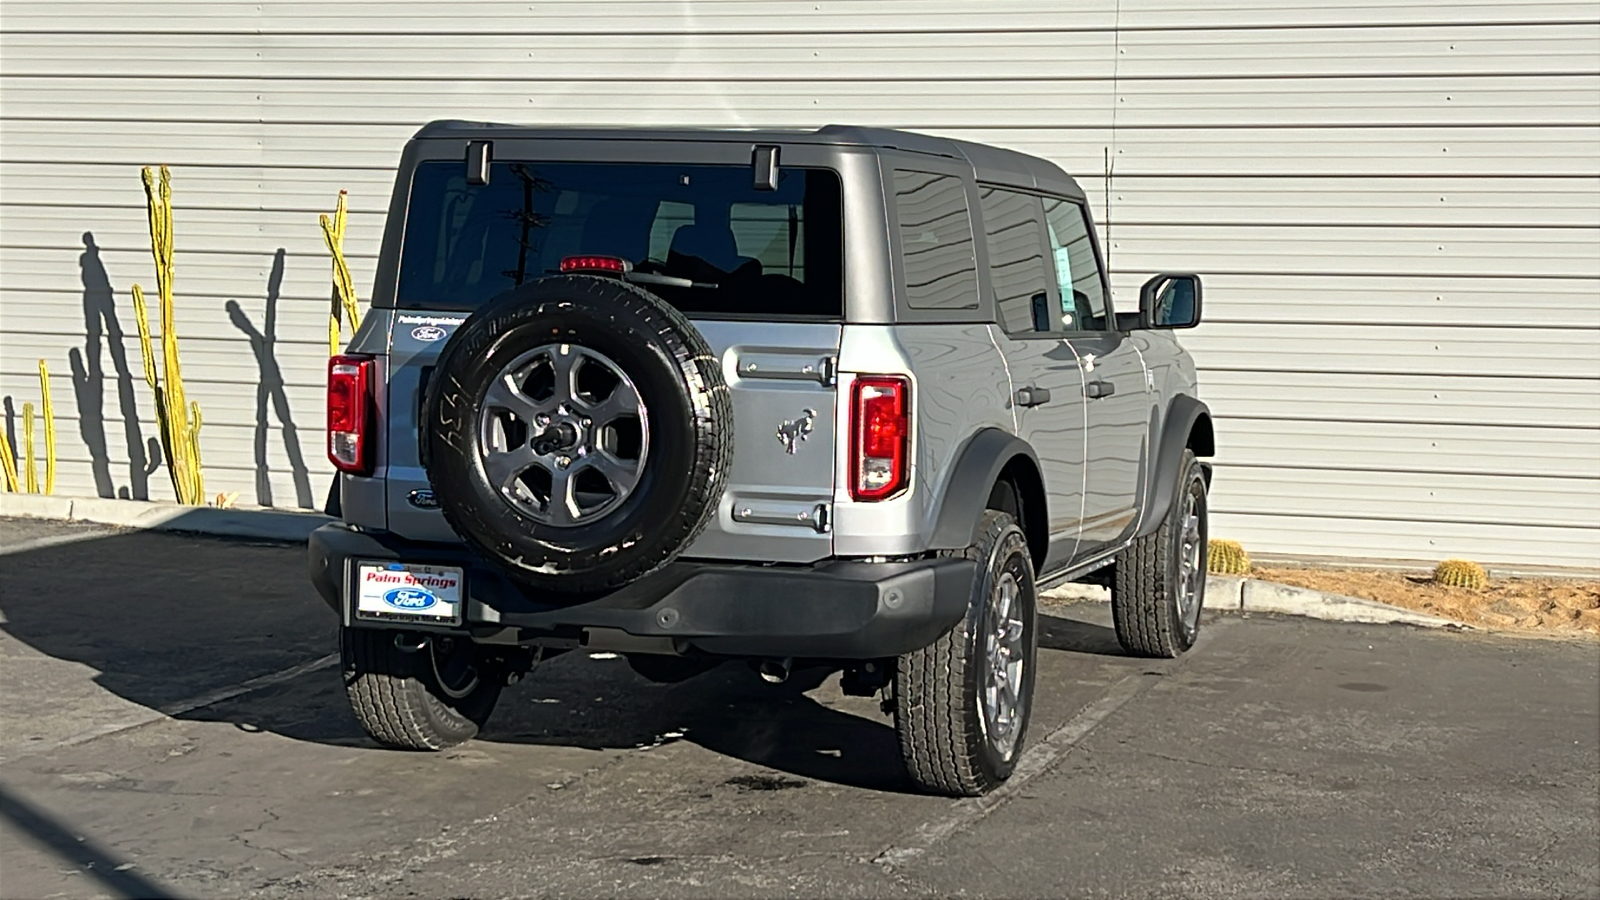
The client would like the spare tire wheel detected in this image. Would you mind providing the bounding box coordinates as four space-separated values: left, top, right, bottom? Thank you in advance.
421 275 732 594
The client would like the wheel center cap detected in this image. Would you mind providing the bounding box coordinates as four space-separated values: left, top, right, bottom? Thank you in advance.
532 421 582 455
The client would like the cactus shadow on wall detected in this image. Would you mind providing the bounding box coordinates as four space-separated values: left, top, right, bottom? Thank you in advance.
226 248 313 509
69 232 154 500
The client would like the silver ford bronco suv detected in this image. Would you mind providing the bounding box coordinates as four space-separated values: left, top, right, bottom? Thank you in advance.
308 122 1214 797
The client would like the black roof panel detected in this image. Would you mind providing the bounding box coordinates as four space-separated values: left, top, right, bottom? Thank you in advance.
411 120 1084 199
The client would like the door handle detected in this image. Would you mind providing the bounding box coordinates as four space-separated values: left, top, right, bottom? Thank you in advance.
1014 386 1052 408
1085 380 1116 399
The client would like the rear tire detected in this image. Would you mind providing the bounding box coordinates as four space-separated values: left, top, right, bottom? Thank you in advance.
893 510 1038 796
1111 449 1209 658
341 627 503 750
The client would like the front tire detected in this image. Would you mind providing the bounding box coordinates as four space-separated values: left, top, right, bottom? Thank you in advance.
893 510 1038 796
341 628 504 750
1111 448 1209 658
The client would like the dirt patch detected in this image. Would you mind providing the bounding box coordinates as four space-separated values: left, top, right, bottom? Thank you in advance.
1253 566 1600 636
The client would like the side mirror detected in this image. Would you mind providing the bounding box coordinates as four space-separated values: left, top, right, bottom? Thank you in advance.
1139 274 1202 329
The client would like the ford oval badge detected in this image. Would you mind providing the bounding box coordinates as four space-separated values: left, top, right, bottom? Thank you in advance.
383 587 437 611
411 325 447 342
407 489 439 509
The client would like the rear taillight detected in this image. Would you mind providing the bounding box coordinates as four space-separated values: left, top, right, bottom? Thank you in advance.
327 354 374 475
850 375 910 501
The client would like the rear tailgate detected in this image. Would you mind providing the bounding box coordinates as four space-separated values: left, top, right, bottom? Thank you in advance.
382 312 839 563
380 147 848 562
681 320 838 563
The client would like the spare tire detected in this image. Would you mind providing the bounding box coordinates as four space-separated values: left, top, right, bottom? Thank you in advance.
421 275 732 594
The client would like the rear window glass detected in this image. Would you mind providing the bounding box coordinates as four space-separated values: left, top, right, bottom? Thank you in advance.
893 170 979 311
397 161 843 318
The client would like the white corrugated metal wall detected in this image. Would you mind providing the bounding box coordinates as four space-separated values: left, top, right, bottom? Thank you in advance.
2 1 1597 567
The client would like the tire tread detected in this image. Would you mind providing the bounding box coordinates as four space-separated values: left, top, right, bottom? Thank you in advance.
895 510 1026 796
1111 449 1198 658
342 629 491 751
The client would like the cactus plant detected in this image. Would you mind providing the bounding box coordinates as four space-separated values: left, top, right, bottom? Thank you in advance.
321 190 362 355
1432 559 1488 590
0 428 17 493
131 165 205 505
0 360 56 495
1207 538 1251 575
37 359 55 495
21 401 36 494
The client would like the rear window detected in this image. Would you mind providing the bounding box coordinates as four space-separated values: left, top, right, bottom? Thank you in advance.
893 170 979 311
396 161 843 318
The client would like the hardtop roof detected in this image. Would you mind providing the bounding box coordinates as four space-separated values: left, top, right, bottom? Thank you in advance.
411 120 1085 199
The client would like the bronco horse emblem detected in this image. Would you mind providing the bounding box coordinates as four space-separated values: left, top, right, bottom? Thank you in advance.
776 408 817 455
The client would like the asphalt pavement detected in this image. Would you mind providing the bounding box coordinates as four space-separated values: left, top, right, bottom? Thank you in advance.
1 516 1596 899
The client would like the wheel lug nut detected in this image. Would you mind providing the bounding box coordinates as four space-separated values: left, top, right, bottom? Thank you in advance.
556 456 571 469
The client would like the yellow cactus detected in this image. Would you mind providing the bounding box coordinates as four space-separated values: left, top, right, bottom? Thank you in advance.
38 359 55 495
132 165 204 505
1432 558 1488 590
21 402 37 494
1207 538 1251 575
0 428 17 493
0 359 56 495
320 190 362 355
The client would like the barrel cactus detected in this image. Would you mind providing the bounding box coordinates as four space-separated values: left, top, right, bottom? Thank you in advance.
1207 539 1251 575
1432 558 1488 590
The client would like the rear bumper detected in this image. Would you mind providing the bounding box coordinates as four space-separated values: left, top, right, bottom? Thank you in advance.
308 523 974 659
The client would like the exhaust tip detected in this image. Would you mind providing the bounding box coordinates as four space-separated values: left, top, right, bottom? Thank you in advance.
757 657 792 684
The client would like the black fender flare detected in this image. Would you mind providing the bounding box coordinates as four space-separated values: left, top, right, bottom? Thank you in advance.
1137 394 1213 538
928 428 1046 558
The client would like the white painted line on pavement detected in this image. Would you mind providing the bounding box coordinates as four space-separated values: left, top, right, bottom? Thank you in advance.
0 528 119 557
157 652 339 718
15 653 339 758
874 617 1233 867
873 671 1155 867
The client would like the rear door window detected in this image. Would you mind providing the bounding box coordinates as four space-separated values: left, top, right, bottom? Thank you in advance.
397 161 843 318
978 186 1054 334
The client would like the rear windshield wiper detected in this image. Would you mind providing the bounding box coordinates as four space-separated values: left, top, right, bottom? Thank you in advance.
625 271 718 290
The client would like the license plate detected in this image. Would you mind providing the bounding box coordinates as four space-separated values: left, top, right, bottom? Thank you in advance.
354 562 465 625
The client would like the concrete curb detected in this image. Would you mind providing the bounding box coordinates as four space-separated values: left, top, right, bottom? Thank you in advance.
1 493 331 543
1205 575 1467 629
1044 575 1469 631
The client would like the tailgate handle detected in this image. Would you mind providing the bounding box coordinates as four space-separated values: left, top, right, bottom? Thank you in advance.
737 352 837 386
1014 386 1052 408
732 501 832 533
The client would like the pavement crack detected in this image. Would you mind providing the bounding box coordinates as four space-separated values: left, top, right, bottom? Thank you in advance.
230 808 296 863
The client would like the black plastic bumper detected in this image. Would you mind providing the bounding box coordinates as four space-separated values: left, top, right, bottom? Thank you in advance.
308 523 975 659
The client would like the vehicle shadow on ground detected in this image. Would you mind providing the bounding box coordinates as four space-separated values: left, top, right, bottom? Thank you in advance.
1037 607 1124 655
194 610 1126 794
0 527 1124 794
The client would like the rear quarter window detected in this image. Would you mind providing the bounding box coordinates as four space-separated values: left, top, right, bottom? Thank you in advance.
893 170 979 311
